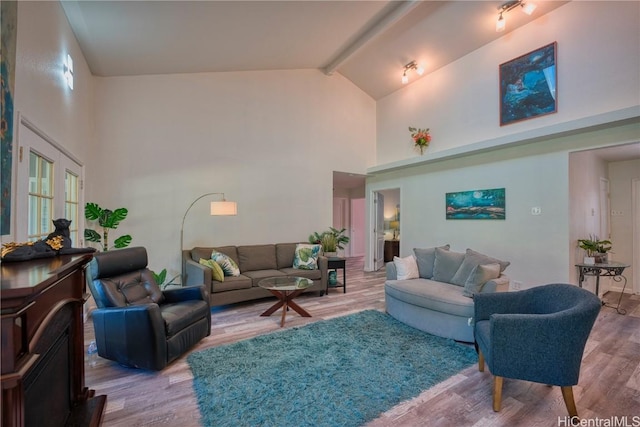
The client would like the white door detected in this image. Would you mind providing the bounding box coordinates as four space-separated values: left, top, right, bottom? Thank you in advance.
333 197 349 256
375 192 385 270
15 118 84 244
350 198 365 257
598 178 611 296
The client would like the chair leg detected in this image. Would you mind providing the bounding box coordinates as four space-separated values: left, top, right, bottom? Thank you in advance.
561 386 578 419
478 349 485 372
493 376 503 412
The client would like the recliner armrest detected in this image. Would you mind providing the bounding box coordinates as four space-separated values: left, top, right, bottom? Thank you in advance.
163 284 208 304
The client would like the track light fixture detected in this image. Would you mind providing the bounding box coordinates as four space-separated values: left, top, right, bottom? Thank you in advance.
401 60 424 84
496 0 537 32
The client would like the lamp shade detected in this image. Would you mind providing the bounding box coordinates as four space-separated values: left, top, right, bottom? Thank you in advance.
210 200 237 216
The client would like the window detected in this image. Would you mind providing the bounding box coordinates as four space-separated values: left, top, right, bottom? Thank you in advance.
28 152 55 241
65 171 80 244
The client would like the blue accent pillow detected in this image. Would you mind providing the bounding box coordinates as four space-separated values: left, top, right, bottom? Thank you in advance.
211 250 240 276
293 244 321 270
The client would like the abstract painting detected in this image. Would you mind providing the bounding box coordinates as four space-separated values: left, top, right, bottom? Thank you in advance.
446 188 506 220
1 0 17 235
500 42 557 126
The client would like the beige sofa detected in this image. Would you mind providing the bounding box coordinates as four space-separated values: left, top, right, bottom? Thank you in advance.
385 246 510 342
182 243 328 306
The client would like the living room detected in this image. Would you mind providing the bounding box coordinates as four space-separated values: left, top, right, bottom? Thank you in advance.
1 0 639 426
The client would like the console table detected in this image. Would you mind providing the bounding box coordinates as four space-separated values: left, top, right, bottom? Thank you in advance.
384 240 400 262
576 261 630 314
1 254 106 426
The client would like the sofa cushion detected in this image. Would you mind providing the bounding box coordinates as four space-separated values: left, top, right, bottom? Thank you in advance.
451 248 510 286
199 258 225 282
292 244 321 270
394 255 419 280
413 244 450 279
276 243 298 269
463 263 501 297
279 267 321 281
237 245 277 272
211 275 252 293
211 250 240 276
385 279 474 318
243 269 286 286
432 248 465 284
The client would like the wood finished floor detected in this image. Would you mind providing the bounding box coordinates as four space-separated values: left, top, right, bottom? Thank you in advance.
84 257 640 427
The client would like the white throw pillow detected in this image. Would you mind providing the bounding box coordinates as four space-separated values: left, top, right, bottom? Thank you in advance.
394 255 419 280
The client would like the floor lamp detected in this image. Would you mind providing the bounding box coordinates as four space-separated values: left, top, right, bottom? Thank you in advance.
180 192 237 283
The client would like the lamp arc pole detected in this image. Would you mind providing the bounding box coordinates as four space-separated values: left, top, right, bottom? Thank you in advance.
180 192 236 283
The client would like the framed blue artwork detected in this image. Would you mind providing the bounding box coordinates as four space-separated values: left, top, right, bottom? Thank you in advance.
500 42 557 126
446 188 506 220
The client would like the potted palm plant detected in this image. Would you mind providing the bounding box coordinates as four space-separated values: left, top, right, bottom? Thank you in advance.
308 227 350 256
84 202 132 251
578 235 612 264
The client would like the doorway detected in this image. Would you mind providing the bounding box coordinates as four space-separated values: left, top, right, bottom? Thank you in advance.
332 171 366 258
370 188 400 271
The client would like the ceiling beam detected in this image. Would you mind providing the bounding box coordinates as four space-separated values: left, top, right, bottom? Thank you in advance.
322 0 421 76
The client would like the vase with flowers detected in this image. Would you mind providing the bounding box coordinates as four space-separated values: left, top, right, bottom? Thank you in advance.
409 126 431 155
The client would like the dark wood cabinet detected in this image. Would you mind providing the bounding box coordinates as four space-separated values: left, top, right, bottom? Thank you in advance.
384 240 400 262
1 254 106 427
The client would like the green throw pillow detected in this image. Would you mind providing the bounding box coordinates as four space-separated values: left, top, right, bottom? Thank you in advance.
211 250 240 277
199 258 225 282
293 244 321 270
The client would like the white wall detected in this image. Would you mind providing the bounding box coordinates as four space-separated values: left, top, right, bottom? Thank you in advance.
376 2 640 164
367 2 640 286
3 1 93 243
91 70 375 277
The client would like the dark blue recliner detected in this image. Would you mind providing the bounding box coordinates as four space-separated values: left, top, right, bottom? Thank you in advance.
88 247 211 370
474 283 601 418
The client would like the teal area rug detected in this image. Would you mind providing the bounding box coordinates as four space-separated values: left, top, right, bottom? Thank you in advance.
187 310 477 427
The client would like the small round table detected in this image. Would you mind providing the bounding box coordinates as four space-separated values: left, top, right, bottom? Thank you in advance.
258 276 314 327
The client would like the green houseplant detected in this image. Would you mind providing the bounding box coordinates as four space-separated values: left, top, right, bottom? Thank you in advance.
577 235 612 264
84 202 132 251
151 268 180 290
308 227 350 255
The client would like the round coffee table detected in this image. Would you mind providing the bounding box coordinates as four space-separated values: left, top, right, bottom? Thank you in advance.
258 276 314 327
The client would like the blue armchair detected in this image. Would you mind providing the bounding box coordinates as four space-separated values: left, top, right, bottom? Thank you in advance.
473 283 601 418
88 247 211 370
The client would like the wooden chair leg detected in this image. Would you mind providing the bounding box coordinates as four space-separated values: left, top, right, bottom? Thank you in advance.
478 349 485 372
493 376 503 412
561 386 578 418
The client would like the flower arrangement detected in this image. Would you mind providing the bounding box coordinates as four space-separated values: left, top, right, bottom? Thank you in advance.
409 127 431 154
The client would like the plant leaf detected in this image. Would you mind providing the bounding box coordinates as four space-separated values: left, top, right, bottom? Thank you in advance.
84 229 101 242
113 235 132 248
103 208 128 229
85 203 103 220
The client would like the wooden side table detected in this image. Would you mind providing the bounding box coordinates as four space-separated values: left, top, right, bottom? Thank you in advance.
327 257 346 294
384 240 400 262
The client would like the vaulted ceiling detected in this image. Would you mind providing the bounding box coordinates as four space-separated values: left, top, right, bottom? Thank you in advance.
60 0 568 100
